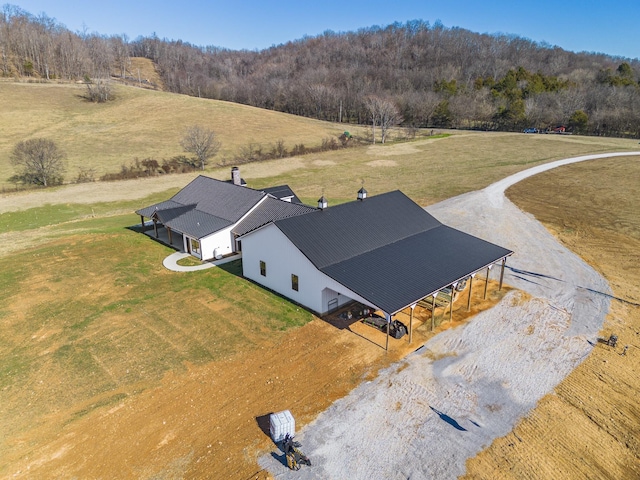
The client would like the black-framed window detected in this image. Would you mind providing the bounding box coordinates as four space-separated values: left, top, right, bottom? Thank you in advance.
291 274 299 291
260 260 266 276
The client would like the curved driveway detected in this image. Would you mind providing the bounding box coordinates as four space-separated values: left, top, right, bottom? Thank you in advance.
260 151 640 479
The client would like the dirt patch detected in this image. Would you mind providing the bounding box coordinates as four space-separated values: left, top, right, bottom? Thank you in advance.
366 159 397 167
367 142 421 156
0 175 197 214
311 160 336 166
2 281 507 479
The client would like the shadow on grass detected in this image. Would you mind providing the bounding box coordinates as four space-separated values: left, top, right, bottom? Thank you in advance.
217 259 243 277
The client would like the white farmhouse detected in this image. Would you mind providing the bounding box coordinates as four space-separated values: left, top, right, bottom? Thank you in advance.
136 169 314 261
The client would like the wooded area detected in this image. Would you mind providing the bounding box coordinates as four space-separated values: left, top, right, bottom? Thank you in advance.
2 5 640 137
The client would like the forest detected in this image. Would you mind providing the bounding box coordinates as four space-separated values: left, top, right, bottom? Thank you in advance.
2 4 640 137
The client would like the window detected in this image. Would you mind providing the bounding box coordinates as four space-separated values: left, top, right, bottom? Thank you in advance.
291 274 299 291
190 238 200 255
260 260 266 277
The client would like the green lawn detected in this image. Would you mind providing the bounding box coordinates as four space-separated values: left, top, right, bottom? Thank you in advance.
0 213 311 441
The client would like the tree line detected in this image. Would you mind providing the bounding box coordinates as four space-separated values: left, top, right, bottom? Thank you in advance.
2 5 640 137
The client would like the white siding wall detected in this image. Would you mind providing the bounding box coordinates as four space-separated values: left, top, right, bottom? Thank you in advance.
200 226 235 260
182 227 235 260
241 224 378 314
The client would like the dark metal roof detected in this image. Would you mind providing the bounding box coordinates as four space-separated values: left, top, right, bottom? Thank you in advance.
165 210 232 238
171 175 265 223
274 191 442 269
136 175 267 238
322 225 512 314
233 197 316 236
261 185 302 204
135 200 183 218
154 204 197 223
273 190 513 314
137 176 264 224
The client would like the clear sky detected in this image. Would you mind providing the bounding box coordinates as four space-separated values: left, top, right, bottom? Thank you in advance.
8 0 640 59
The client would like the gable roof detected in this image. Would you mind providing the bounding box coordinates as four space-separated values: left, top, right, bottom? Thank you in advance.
274 190 442 269
233 197 316 236
272 190 512 314
136 175 265 225
261 185 302 204
170 175 265 223
136 175 314 240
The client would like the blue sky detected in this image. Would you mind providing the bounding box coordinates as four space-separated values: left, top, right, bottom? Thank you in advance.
9 0 640 59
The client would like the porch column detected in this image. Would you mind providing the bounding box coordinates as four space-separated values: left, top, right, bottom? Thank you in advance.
385 312 391 351
499 257 507 291
153 219 158 238
140 215 145 229
467 274 475 312
449 282 458 323
167 227 173 245
483 265 493 299
409 304 416 344
431 292 438 331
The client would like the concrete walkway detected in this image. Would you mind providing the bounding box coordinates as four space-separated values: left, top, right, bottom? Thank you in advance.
162 252 242 272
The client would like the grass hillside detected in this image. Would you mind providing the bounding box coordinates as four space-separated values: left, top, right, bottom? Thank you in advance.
0 80 360 190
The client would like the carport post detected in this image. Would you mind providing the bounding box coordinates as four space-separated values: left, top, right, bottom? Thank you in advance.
467 275 475 312
499 257 506 291
483 265 493 299
385 312 391 351
431 292 438 331
449 282 458 323
409 304 416 344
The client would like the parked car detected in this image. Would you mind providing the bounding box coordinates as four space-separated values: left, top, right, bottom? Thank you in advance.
523 127 538 133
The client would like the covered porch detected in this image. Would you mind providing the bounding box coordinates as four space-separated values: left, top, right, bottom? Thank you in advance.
139 221 185 251
322 257 511 351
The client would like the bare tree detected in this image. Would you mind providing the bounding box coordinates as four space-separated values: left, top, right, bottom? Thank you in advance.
10 138 66 186
364 96 380 143
365 96 402 143
180 125 221 170
378 98 402 143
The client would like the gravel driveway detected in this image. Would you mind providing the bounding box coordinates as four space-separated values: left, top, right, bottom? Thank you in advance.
259 153 638 479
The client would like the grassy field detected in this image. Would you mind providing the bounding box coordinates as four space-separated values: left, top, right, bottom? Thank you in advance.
2 77 637 197
1 80 640 478
0 79 362 190
242 131 637 206
0 213 312 444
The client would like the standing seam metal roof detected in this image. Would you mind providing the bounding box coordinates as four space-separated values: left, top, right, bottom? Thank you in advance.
273 190 513 314
261 185 302 204
170 175 265 223
274 190 442 269
232 197 316 236
135 175 315 240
